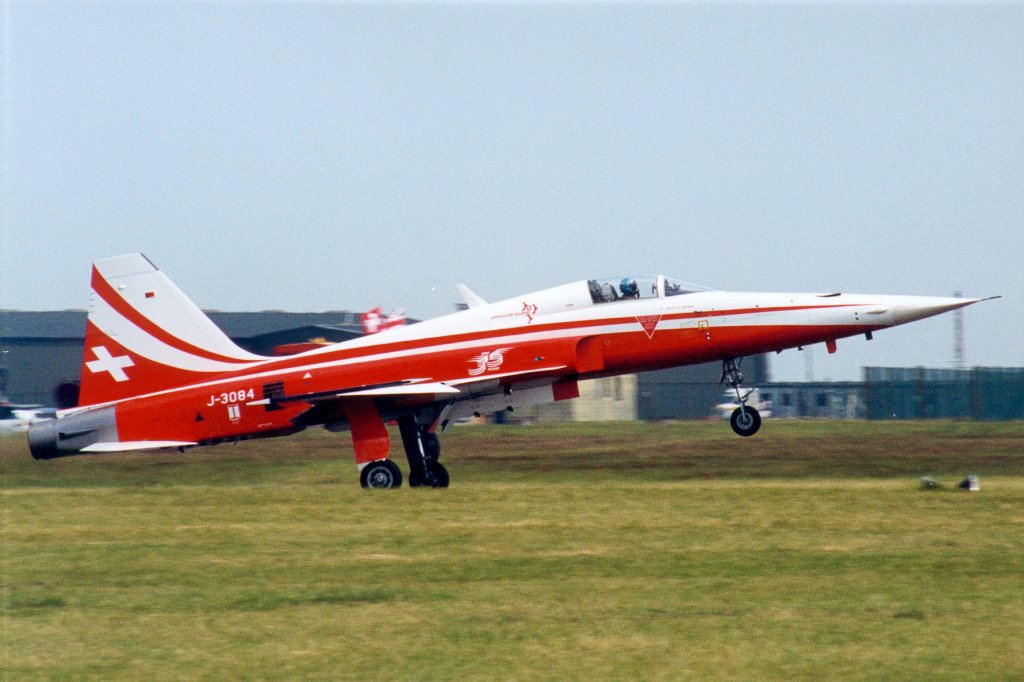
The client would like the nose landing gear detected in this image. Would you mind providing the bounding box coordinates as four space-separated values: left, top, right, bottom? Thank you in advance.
721 358 761 437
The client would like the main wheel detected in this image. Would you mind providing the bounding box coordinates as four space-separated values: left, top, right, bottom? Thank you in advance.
360 460 403 489
428 462 450 488
730 406 761 437
421 433 441 462
408 462 449 488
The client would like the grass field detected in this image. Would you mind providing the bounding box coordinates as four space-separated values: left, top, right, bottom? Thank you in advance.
2 420 1023 679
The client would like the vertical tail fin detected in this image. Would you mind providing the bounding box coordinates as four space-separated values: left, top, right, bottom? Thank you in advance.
79 254 267 406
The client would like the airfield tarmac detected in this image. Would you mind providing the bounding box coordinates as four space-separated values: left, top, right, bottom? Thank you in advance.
2 421 1023 679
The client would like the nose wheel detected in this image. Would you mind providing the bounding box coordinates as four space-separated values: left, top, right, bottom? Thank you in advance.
721 357 762 437
730 405 761 437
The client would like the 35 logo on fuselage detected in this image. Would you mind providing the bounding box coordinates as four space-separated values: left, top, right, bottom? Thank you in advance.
467 347 512 376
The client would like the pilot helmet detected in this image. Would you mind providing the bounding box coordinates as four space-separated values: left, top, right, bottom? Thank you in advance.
620 278 639 297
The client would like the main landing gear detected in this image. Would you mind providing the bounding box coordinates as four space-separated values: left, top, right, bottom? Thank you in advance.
358 430 448 489
721 357 761 437
397 414 449 489
350 402 449 489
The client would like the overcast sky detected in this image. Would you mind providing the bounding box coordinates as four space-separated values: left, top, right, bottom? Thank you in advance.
2 1 1021 381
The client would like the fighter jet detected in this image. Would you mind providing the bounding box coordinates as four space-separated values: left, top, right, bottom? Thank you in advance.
28 254 991 488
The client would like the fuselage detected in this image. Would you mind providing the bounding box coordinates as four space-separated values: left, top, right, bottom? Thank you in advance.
28 262 978 458
37 274 973 453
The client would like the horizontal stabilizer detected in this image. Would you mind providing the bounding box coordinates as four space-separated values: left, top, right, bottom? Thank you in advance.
81 441 198 453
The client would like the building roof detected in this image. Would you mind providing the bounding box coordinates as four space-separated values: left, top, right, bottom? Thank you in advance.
0 311 88 339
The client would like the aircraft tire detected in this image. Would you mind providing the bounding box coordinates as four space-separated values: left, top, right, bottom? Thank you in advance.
429 462 450 488
409 463 448 488
730 406 761 437
360 460 403 489
422 433 441 462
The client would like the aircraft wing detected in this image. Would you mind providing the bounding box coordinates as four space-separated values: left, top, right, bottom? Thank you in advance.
265 364 569 409
81 441 197 452
258 381 461 407
281 366 572 432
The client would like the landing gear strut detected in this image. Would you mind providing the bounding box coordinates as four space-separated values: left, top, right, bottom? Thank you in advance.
398 414 449 488
721 357 761 437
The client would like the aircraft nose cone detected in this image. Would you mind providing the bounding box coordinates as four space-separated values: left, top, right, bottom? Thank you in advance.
890 297 980 326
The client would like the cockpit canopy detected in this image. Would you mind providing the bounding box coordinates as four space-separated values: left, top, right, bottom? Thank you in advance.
587 275 711 304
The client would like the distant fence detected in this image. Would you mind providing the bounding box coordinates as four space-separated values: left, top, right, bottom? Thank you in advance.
864 367 1024 420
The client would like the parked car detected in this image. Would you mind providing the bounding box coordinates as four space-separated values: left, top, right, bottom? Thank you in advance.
713 388 773 420
0 402 56 433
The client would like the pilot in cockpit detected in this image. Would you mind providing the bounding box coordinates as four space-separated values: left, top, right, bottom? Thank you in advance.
619 278 640 299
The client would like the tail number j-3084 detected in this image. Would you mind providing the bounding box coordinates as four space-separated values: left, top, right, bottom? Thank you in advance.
207 388 256 407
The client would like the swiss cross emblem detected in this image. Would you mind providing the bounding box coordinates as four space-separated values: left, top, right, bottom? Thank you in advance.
86 346 135 382
635 315 662 339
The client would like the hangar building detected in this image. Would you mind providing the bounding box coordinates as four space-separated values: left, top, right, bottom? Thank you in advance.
0 310 366 405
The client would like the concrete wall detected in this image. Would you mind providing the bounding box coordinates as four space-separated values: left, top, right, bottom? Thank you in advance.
513 375 638 423
574 375 638 421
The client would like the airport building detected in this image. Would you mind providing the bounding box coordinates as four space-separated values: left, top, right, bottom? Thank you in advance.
757 382 866 419
0 310 366 405
862 366 1024 421
716 368 1024 421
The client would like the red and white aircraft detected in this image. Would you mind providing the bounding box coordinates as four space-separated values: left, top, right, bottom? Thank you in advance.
29 254 990 488
360 306 407 335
